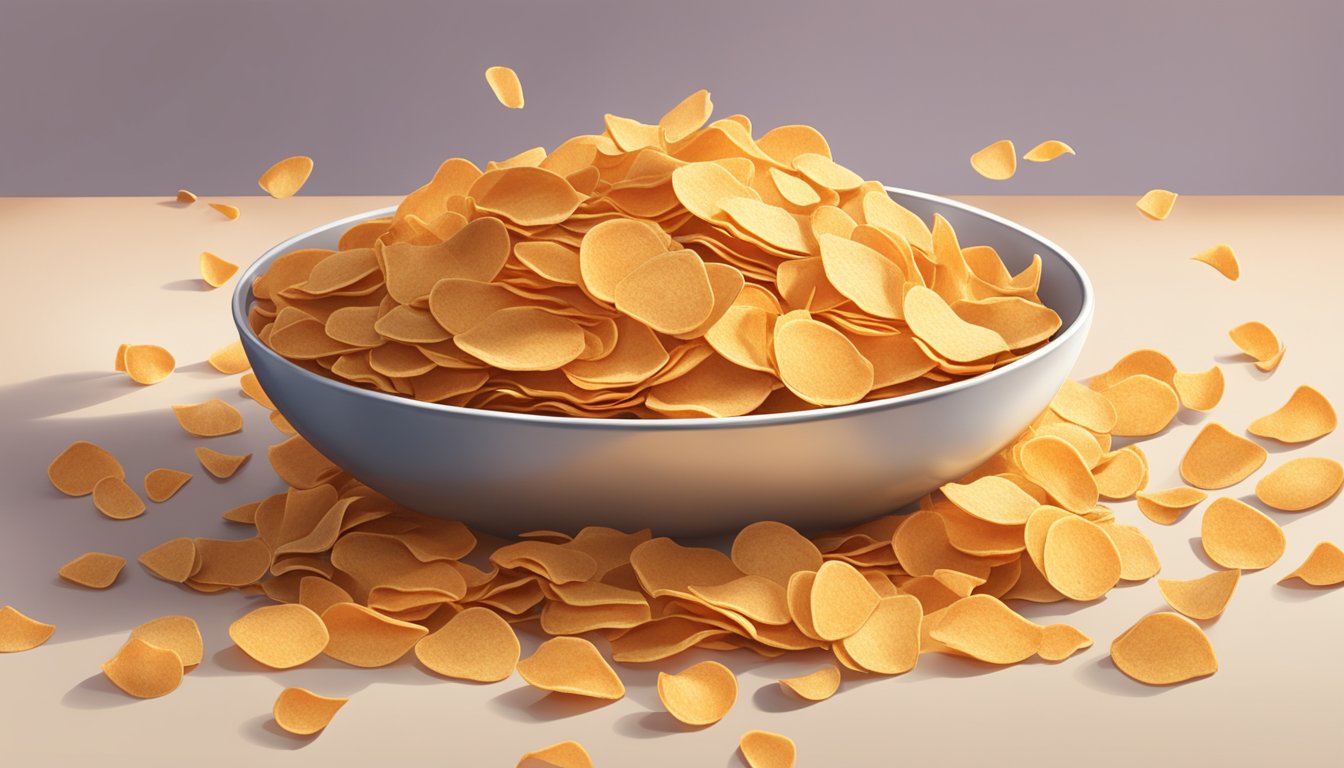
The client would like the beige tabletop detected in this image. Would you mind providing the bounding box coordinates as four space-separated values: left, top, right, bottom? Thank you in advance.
1 195 1340 767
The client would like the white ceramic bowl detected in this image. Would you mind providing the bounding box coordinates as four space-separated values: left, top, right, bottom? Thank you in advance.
233 188 1092 537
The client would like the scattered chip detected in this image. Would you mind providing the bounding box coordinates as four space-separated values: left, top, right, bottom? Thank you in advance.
1038 623 1092 662
320 602 427 667
130 616 204 668
273 687 347 736
1136 486 1207 525
516 636 625 699
1135 189 1177 221
485 66 525 109
230 604 330 669
517 741 594 768
1200 497 1285 569
657 660 737 726
196 447 251 479
1248 386 1336 443
1158 569 1239 620
1281 542 1344 587
929 595 1042 664
1110 612 1216 685
1179 422 1267 489
1228 321 1285 371
1254 457 1343 511
740 730 797 768
101 638 183 698
58 552 126 589
1191 244 1239 281
172 399 244 437
208 340 250 374
199 251 239 287
144 468 192 502
123 344 175 384
415 606 520 682
1172 366 1224 411
209 202 241 220
48 441 124 496
93 476 147 520
258 156 315 199
777 665 841 701
175 189 197 203
970 139 1016 180
0 606 55 652
1022 140 1075 162
138 537 197 583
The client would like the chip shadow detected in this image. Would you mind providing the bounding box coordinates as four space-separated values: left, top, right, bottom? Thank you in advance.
238 713 315 750
60 672 140 709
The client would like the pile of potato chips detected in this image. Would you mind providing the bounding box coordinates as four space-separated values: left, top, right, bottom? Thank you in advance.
247 89 1062 418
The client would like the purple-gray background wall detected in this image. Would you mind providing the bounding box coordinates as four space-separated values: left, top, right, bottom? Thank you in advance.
3 0 1341 196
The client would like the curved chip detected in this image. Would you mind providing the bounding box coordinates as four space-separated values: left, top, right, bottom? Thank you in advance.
1281 542 1344 587
904 285 1009 363
1172 366 1224 411
1179 422 1267 489
941 475 1039 525
123 344 175 385
1110 612 1216 685
0 606 55 652
1019 435 1099 513
1200 497 1285 570
48 441 124 496
199 251 240 287
774 317 874 406
778 665 841 701
740 730 797 768
102 638 183 698
1105 523 1161 581
1228 321 1284 371
175 189 197 203
1191 244 1239 281
1042 516 1122 601
207 340 250 374
793 153 864 191
58 552 126 589
1247 385 1335 443
138 537 197 583
193 537 270 586
321 602 427 668
209 202 241 220
131 615 204 668
172 399 244 437
929 595 1042 664
1038 623 1092 662
144 468 191 503
258 156 314 199
1158 569 1239 620
273 687 347 736
970 139 1016 180
731 521 824 587
613 250 715 334
1136 486 1207 525
230 604 330 669
1254 457 1343 511
657 660 737 726
196 447 251 479
93 476 146 520
1099 374 1179 436
1135 189 1177 221
818 234 904 319
472 167 583 226
837 594 921 674
485 66 524 109
516 636 625 700
415 606 520 682
809 561 880 641
1049 380 1118 433
517 740 594 768
1022 140 1075 163
453 307 586 371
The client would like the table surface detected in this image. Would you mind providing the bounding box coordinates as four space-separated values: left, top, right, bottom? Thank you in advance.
1 195 1340 767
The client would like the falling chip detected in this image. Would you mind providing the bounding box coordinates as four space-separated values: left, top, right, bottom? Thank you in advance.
1191 244 1239 281
101 638 184 698
144 468 192 502
1158 570 1240 620
1179 422 1267 490
58 552 126 589
48 441 125 496
0 606 56 652
1135 189 1177 221
273 687 347 736
130 616 204 668
229 604 330 669
1248 385 1336 443
138 537 197 583
516 636 625 700
740 730 797 768
172 399 245 437
93 476 147 520
929 594 1044 664
199 251 239 287
1228 321 1285 371
1110 612 1217 685
258 156 315 199
1022 140 1075 163
657 660 738 726
516 741 594 768
320 602 427 667
207 340 250 374
1254 457 1343 511
196 447 251 479
485 66 524 108
123 344 175 384
970 139 1017 180
1038 623 1092 662
1281 542 1344 587
778 665 841 701
1136 486 1207 525
1172 366 1224 411
209 202 241 220
415 606 520 682
1200 497 1286 570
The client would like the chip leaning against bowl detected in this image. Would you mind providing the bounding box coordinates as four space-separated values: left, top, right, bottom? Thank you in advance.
248 90 1060 418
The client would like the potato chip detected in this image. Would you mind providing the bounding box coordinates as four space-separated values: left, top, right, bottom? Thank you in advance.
258 156 314 199
1228 321 1284 371
172 399 244 437
837 594 921 674
818 234 904 319
138 537 197 583
273 687 347 736
1042 516 1122 600
198 250 240 288
929 595 1042 664
321 602 428 667
1191 244 1239 281
613 250 715 334
731 521 823 586
130 616 203 668
808 561 880 641
660 89 713 144
207 340 250 374
101 638 183 698
517 741 594 768
485 66 524 108
0 606 55 652
1019 435 1099 513
1105 524 1161 581
1049 379 1118 433
1158 569 1239 620
175 189 197 203
1248 385 1336 443
143 468 191 503
904 285 1009 363
740 730 797 768
453 307 586 371
1038 623 1092 662
48 441 124 496
950 296 1061 349
1110 612 1217 685
299 577 354 616
415 606 519 682
1254 457 1343 511
1201 497 1286 569
778 665 841 701
1098 374 1179 436
1172 366 1224 411
193 537 271 586
58 552 126 589
516 636 625 699
1136 486 1207 525
473 167 584 226
657 660 737 726
1281 542 1344 587
774 316 873 406
209 202 241 220
93 476 146 520
1179 422 1267 489
1135 189 1177 221
239 372 276 409
123 344 175 384
196 447 251 479
970 139 1016 180
230 604 330 669
793 152 864 191
941 475 1038 525
1022 140 1075 163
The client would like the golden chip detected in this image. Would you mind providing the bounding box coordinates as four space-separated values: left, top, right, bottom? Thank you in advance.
731 521 824 587
1135 189 1177 220
58 552 126 589
1105 523 1161 581
48 441 124 496
258 156 314 199
740 730 797 768
1136 486 1207 525
1022 140 1075 162
273 687 347 736
240 372 277 409
138 537 197 583
778 665 841 701
199 251 239 287
1038 623 1092 662
102 638 184 698
196 446 251 479
1228 321 1284 371
941 475 1038 525
175 189 197 203
321 602 428 668
130 616 203 668
193 537 271 586
415 606 520 682
172 399 244 437
1191 244 1239 281
904 285 1009 363
1254 457 1343 511
207 340 250 374
1172 366 1224 411
1110 612 1217 685
1019 435 1099 513
1042 516 1122 600
1179 422 1267 489
837 594 921 674
144 468 191 502
0 606 55 652
1099 374 1179 436
657 660 737 726
485 66 525 108
93 476 146 520
809 561 880 641
230 604 330 669
517 741 594 768
929 595 1042 664
1281 542 1344 587
1158 569 1239 620
1049 379 1118 433
123 344 175 384
517 636 625 699
209 202 241 220
1201 497 1285 569
970 139 1016 180
1247 385 1336 443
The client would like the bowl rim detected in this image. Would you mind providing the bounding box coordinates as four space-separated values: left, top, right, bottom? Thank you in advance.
232 186 1093 432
